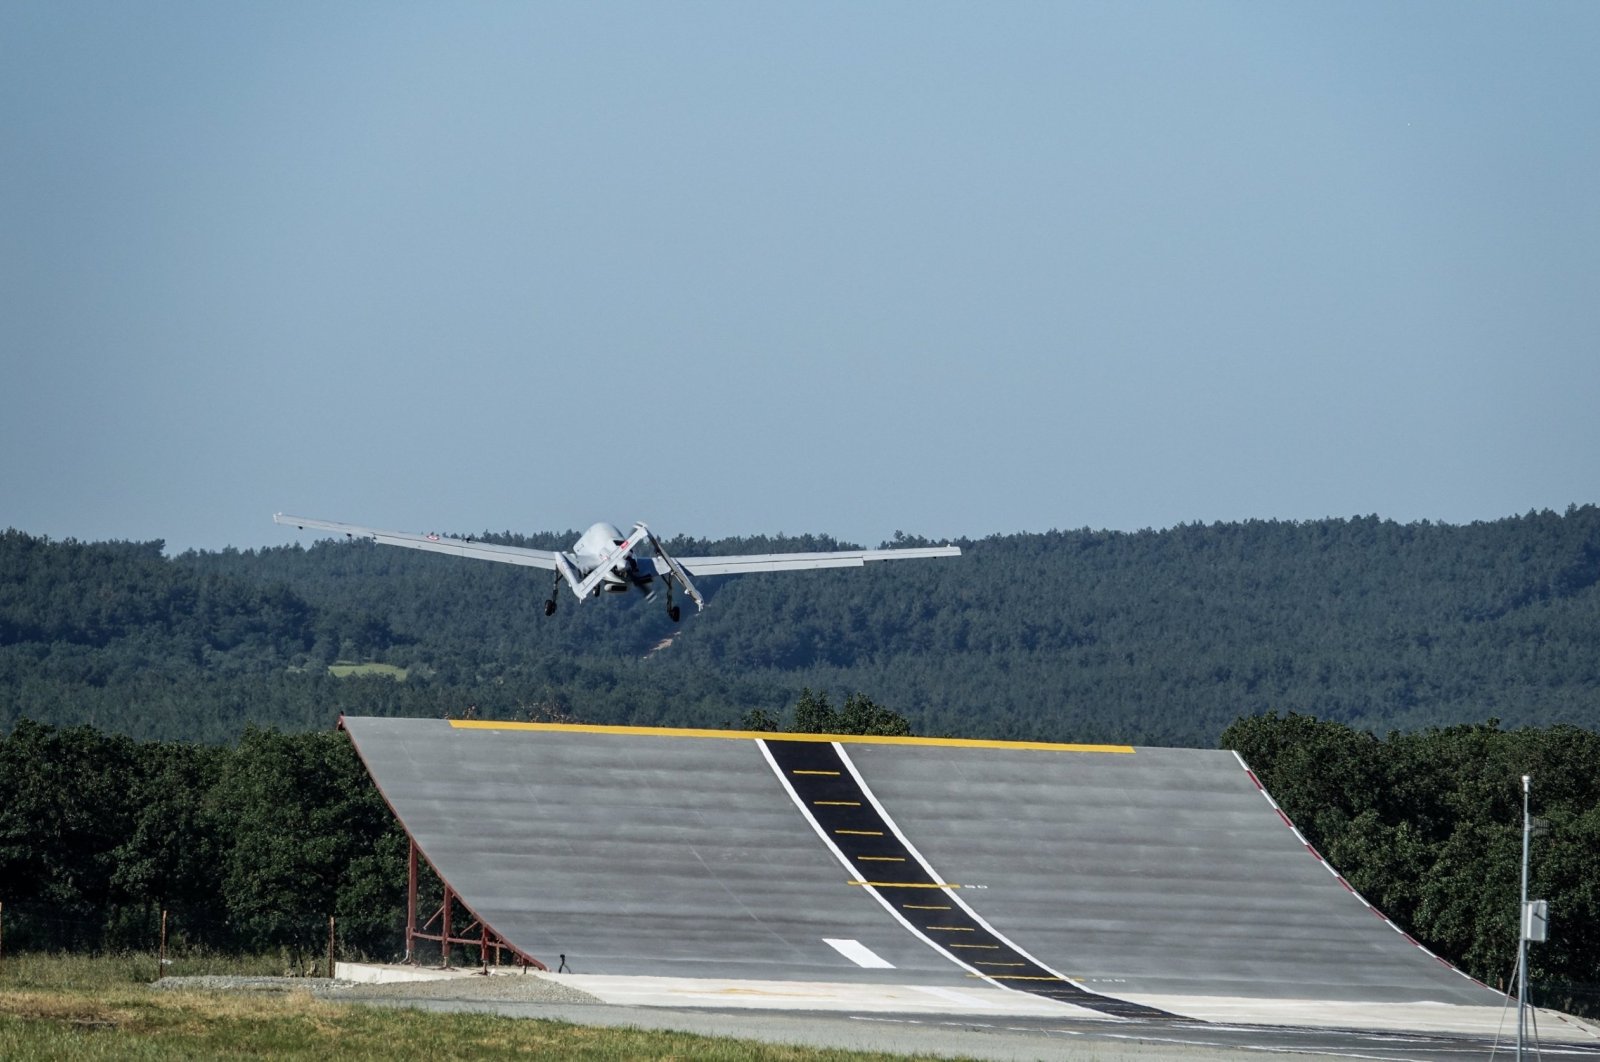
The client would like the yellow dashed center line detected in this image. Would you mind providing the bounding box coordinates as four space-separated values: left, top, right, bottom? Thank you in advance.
834 829 883 836
949 944 999 950
791 769 840 776
813 800 860 806
969 974 1071 982
847 881 960 889
901 904 950 911
976 962 1027 968
926 925 975 932
856 855 905 862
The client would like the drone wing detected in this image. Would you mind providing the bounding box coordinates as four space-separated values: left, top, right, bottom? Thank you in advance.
273 513 561 570
659 544 960 577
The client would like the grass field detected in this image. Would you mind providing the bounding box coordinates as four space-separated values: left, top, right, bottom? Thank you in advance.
0 953 956 1061
326 661 409 680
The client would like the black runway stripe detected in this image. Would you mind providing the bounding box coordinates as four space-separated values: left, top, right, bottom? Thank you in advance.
761 738 1174 1022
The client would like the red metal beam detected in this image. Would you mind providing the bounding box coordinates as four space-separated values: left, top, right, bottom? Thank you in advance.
406 839 418 963
404 841 545 971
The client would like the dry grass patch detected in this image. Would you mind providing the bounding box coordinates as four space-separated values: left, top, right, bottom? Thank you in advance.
1 957 963 1061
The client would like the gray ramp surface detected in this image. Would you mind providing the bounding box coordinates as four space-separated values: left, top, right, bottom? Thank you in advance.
341 717 1499 1008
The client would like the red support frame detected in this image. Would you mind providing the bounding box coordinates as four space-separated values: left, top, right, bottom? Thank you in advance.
404 837 547 971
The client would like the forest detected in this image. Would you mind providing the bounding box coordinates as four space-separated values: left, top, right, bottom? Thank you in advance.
3 505 1598 746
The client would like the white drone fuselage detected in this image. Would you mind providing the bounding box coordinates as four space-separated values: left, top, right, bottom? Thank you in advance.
571 522 645 594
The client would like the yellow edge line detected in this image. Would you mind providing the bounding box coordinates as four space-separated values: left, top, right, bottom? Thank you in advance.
445 720 1134 754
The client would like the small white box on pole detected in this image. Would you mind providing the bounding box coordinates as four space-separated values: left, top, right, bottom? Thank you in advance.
1521 899 1549 942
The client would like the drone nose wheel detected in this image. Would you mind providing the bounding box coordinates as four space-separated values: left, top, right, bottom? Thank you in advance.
543 599 557 616
667 605 681 623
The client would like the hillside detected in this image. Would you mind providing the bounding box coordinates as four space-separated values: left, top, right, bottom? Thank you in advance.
3 506 1598 744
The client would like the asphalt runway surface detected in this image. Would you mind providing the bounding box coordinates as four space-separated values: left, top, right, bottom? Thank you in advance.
337 717 1598 1056
356 995 1600 1062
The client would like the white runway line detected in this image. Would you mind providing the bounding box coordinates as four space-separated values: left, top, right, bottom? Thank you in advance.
823 938 895 969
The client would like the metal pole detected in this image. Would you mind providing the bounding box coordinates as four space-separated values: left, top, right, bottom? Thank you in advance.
328 916 336 979
158 909 168 981
1517 774 1530 1062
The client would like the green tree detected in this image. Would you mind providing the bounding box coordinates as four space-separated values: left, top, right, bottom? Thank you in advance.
109 740 227 949
737 707 781 732
785 688 912 736
837 692 912 736
0 721 138 949
209 728 404 962
791 688 838 733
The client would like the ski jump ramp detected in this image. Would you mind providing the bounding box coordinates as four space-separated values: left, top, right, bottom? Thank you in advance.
340 717 1507 1026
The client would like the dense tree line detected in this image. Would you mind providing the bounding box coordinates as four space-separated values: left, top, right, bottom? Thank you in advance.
0 720 407 964
4 506 1599 745
1225 712 1599 1017
739 688 913 736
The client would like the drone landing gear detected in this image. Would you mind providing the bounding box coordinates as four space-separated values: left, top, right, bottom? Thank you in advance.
665 579 682 623
544 574 560 617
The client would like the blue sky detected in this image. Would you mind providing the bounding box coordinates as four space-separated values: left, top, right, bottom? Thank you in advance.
3 2 1596 552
